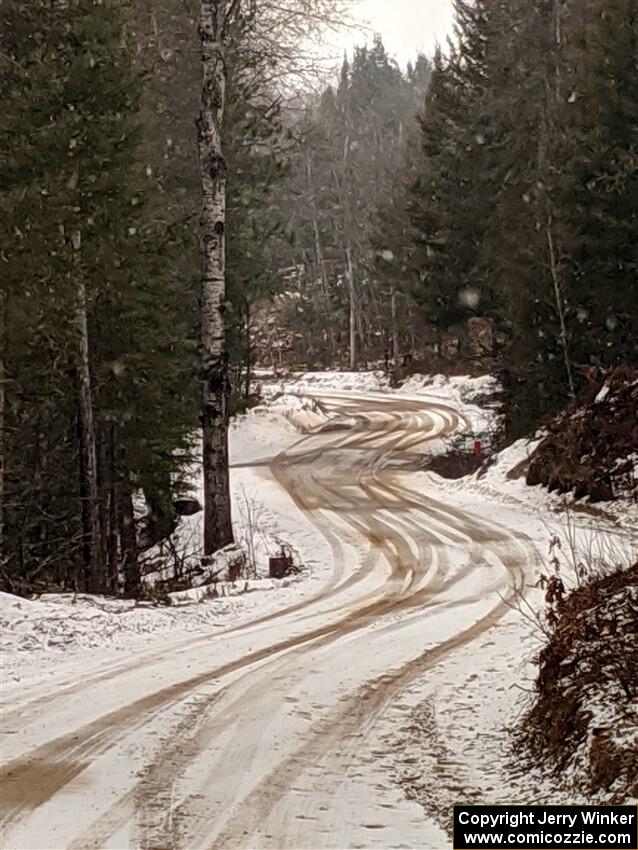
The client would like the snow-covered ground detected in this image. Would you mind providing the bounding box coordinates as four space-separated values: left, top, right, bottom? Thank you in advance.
1 407 332 690
455 433 634 524
1 370 635 850
375 478 638 836
262 369 499 438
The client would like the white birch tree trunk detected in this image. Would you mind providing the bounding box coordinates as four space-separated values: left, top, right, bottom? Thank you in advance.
198 0 234 554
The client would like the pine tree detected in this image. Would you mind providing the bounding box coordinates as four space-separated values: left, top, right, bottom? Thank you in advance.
472 0 569 435
407 2 506 332
561 0 638 370
0 0 196 593
223 43 295 401
281 36 420 368
370 53 432 377
481 0 637 434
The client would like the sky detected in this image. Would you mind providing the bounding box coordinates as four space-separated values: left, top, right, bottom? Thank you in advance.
333 0 455 67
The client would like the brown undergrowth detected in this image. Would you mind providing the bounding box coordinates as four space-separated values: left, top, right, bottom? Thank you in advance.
527 368 638 502
518 560 638 801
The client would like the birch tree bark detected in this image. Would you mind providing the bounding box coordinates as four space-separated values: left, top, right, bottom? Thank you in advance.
198 0 234 553
196 0 347 552
119 451 139 598
72 231 103 591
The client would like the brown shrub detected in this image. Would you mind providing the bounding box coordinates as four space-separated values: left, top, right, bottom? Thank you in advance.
518 562 638 798
526 368 638 503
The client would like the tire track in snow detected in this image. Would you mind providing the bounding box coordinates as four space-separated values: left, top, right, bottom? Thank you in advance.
132 395 533 849
0 391 535 850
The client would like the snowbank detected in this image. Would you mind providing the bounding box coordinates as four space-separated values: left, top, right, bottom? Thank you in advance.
398 371 498 403
261 370 390 398
257 370 501 443
0 577 304 656
1 589 233 656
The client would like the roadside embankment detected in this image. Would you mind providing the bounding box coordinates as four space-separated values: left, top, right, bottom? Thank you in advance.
518 561 638 802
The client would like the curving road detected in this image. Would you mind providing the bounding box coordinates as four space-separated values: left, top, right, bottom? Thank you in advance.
0 391 534 850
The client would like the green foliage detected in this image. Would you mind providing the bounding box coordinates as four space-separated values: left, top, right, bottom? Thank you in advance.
129 0 296 403
560 0 638 371
223 49 295 392
407 1 516 327
402 0 638 437
1 0 197 593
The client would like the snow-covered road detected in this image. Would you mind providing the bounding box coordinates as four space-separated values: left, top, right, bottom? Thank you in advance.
1 389 538 850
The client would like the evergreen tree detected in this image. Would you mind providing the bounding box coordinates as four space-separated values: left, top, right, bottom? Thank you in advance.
407 0 637 436
130 0 292 407
223 46 296 401
561 0 638 370
281 36 421 367
474 0 570 435
407 2 510 330
0 0 196 593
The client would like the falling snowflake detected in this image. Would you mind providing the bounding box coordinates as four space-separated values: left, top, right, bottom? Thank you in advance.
458 287 480 310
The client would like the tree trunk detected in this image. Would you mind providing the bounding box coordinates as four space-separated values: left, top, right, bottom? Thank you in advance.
311 217 336 359
0 287 5 555
340 122 358 371
98 426 117 593
346 245 357 370
198 0 233 554
120 462 139 598
244 300 252 401
541 2 575 400
107 425 120 592
546 211 575 398
73 232 103 593
390 286 399 385
307 157 336 360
